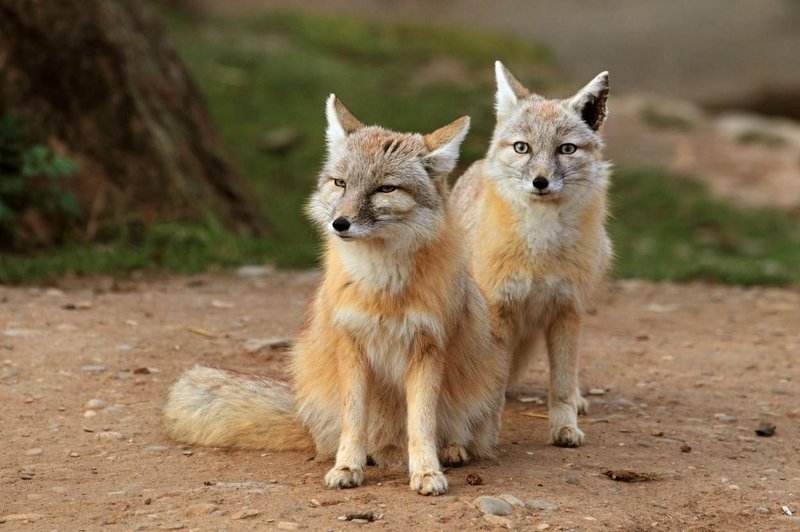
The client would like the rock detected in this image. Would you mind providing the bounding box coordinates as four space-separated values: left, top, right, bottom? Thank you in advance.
163 524 185 530
145 445 170 453
756 507 770 514
212 510 228 517
755 422 776 437
482 514 513 528
85 398 106 409
587 388 606 396
720 415 737 424
680 444 692 453
116 371 133 380
500 494 525 507
95 431 124 441
231 509 259 520
68 451 79 457
277 522 300 530
84 410 97 418
473 496 513 516
565 476 579 485
25 447 43 456
3 513 42 522
526 500 560 512
536 524 550 531
184 503 218 517
81 365 107 373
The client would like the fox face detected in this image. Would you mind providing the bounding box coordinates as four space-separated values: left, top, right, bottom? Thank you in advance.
487 62 610 207
307 95 469 249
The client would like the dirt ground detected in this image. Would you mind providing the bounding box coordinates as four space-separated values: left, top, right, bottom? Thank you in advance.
2 271 799 530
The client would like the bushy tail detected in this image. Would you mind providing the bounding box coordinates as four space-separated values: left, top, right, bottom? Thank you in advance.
163 365 313 451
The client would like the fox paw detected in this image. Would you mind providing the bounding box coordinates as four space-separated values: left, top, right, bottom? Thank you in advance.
439 444 470 467
324 466 364 489
550 425 586 448
410 470 448 496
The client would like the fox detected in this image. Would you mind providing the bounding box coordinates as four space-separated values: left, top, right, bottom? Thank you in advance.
450 62 612 448
163 95 507 495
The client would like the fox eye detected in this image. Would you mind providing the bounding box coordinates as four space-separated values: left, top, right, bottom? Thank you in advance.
333 178 346 188
557 143 577 155
376 185 397 193
513 142 530 154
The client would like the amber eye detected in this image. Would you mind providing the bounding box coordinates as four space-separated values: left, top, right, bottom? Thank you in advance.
513 142 530 154
376 185 397 193
558 143 577 155
333 178 346 188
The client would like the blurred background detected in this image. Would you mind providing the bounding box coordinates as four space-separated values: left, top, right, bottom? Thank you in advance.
1 0 799 285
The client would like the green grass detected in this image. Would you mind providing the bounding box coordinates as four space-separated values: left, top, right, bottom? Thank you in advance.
1 9 799 286
610 168 800 285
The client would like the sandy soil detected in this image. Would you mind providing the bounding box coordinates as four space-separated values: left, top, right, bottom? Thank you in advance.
2 272 799 530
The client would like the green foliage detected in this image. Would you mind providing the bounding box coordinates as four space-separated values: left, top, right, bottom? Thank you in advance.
610 168 800 285
0 112 80 247
1 10 798 287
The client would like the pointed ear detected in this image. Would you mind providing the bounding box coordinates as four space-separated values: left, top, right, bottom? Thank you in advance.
422 116 470 178
569 71 609 131
325 94 364 156
495 61 530 122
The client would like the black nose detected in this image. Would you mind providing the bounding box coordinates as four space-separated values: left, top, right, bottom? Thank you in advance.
532 176 549 190
332 217 351 232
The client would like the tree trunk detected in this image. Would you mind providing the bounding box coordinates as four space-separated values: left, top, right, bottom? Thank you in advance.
0 0 265 238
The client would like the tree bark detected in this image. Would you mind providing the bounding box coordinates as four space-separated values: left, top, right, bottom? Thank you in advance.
0 0 265 238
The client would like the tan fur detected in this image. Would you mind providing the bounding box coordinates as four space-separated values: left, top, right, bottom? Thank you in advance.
164 96 506 496
451 63 612 447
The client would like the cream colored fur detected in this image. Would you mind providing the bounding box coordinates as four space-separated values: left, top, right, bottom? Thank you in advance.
451 62 613 448
164 95 506 496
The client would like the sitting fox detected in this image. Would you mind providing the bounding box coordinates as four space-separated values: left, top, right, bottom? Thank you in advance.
164 95 506 495
451 62 612 448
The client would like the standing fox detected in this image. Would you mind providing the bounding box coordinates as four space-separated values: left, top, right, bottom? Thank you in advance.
164 95 507 495
451 62 612 448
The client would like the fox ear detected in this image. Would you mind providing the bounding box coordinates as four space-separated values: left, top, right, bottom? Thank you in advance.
422 116 470 179
569 71 609 131
495 61 530 122
325 94 364 156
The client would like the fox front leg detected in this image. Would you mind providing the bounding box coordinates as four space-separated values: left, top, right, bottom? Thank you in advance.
324 347 369 489
546 306 586 447
405 355 448 495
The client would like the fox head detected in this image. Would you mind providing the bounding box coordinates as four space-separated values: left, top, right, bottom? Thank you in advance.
307 95 470 248
488 61 611 207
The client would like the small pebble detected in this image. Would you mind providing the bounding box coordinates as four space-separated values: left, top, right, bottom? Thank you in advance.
68 451 80 458
277 522 299 530
526 500 560 512
84 410 97 418
755 422 776 437
145 445 170 453
95 431 124 441
680 444 692 453
85 398 106 409
163 524 184 530
756 507 770 514
184 503 218 516
728 484 740 490
473 496 513 516
587 388 606 396
231 509 259 520
482 514 513 528
566 476 579 485
81 365 107 373
26 448 43 456
536 524 550 531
